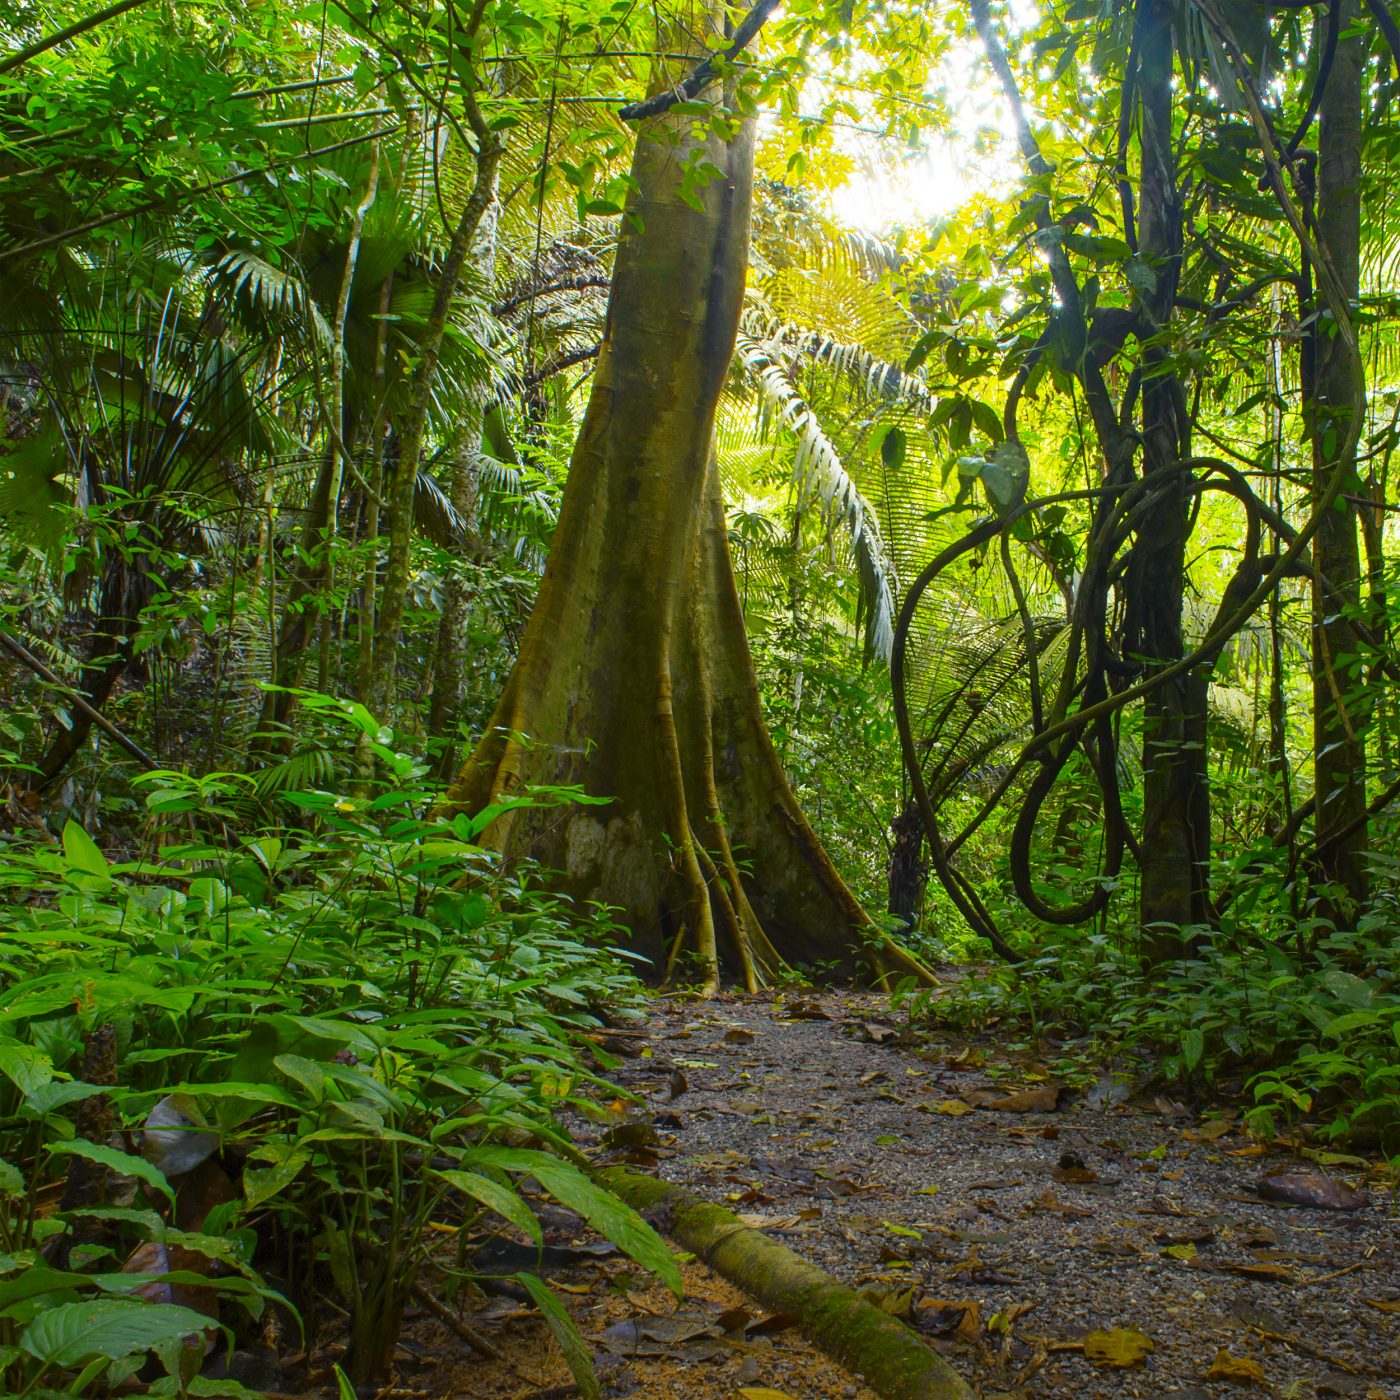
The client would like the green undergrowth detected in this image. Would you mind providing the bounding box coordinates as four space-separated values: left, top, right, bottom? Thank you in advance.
0 709 673 1397
896 913 1400 1158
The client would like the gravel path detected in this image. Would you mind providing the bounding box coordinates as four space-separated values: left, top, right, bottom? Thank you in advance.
576 990 1399 1399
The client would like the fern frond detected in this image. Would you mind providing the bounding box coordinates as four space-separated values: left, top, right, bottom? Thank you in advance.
736 334 897 661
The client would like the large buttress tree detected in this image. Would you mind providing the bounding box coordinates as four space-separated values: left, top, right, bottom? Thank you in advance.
445 21 928 991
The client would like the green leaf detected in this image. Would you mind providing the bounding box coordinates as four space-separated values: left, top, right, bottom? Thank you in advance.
880 425 907 474
515 1273 601 1400
0 1042 53 1096
20 1299 217 1367
23 1081 108 1118
49 1141 174 1204
0 1265 87 1318
1321 970 1373 1010
466 1147 680 1296
0 1157 23 1197
242 1144 310 1208
61 822 109 880
980 439 1029 513
435 1170 542 1243
1180 1027 1205 1073
274 1054 326 1101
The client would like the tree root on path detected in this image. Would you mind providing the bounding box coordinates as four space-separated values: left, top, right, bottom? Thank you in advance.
598 1167 978 1400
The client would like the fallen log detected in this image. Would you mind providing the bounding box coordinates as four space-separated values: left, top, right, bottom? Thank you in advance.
598 1166 977 1400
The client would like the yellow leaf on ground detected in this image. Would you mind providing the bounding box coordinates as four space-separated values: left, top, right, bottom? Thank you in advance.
738 1390 800 1400
1083 1327 1154 1368
934 1099 974 1116
1193 1117 1236 1141
1367 1298 1400 1313
1207 1349 1267 1386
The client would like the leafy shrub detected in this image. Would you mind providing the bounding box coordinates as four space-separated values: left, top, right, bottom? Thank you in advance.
894 914 1400 1153
0 746 671 1394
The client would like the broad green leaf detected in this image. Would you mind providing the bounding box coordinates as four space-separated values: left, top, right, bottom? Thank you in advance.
435 1170 542 1243
22 1081 108 1118
0 1042 52 1096
0 1157 22 1196
1321 970 1373 1010
49 1141 174 1204
274 1054 326 1101
20 1299 217 1367
514 1273 600 1400
0 1266 87 1317
467 1147 680 1296
61 821 110 880
243 1144 310 1208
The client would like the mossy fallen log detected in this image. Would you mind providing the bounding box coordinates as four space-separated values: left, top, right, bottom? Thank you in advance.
598 1166 978 1400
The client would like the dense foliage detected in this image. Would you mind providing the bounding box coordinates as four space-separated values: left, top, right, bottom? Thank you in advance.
3 0 1400 1390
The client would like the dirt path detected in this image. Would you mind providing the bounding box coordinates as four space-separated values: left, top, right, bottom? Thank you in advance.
410 989 1399 1399
593 990 1397 1398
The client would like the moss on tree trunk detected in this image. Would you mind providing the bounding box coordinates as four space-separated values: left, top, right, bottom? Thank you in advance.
599 1167 977 1400
443 19 928 991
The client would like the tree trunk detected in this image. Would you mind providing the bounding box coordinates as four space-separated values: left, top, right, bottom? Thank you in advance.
257 149 380 750
887 798 926 935
366 91 502 720
444 32 928 992
37 555 141 783
1310 0 1368 911
1130 0 1210 956
427 189 499 778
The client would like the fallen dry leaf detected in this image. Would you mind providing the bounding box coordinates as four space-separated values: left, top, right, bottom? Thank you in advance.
1366 1298 1400 1313
1190 1117 1236 1141
738 1390 800 1400
1206 1349 1267 1386
1029 1189 1093 1218
746 1312 798 1336
1083 1327 1154 1368
991 1301 1036 1329
1052 1165 1102 1185
735 1211 814 1231
1256 1172 1367 1211
916 1298 982 1341
778 999 831 1021
1153 1225 1214 1246
932 1099 975 1117
1218 1262 1296 1284
723 1027 755 1044
987 1085 1062 1113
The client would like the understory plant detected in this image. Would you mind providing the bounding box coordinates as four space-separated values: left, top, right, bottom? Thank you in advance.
894 885 1400 1155
0 706 674 1394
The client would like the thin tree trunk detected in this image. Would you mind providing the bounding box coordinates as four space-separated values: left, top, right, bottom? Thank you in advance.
356 275 395 704
1310 0 1368 910
257 148 379 748
887 798 926 935
1131 0 1209 956
427 187 500 777
367 27 503 720
37 555 143 784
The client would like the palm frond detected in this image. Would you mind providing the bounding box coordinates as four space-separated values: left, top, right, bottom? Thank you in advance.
736 334 897 661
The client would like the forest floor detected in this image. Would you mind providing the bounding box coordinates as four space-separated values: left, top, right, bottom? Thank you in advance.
394 988 1399 1400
